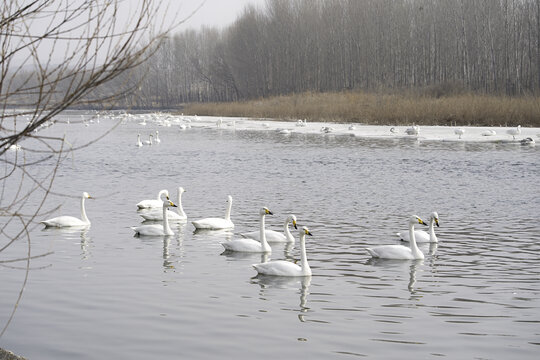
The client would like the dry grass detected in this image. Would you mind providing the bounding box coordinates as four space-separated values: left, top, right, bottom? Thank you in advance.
183 91 540 127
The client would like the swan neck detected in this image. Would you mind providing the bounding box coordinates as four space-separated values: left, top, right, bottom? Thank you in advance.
163 205 172 235
225 199 232 220
260 213 271 252
408 222 422 257
177 191 186 217
80 196 90 224
284 218 293 241
429 218 437 241
299 234 311 275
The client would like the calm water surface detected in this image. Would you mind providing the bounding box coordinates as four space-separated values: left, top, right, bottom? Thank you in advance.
1 114 539 359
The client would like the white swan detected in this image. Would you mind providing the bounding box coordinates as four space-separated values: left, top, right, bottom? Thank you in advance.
454 128 465 139
131 199 177 236
140 187 187 221
136 189 169 209
366 215 427 260
40 192 92 228
481 129 496 136
241 214 297 243
192 195 234 230
252 226 313 276
507 125 521 140
136 134 143 147
154 130 161 143
221 207 273 253
143 134 153 145
405 125 419 135
398 212 439 243
520 137 535 146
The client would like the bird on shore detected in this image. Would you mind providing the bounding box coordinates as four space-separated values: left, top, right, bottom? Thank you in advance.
405 125 419 136
507 125 521 140
454 128 465 139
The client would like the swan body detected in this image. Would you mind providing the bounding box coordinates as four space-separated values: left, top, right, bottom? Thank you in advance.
253 226 313 276
348 124 356 131
241 214 297 243
192 195 234 230
136 189 169 209
140 187 187 221
454 128 465 139
154 130 161 143
398 212 439 243
405 125 419 135
136 134 143 147
132 199 177 236
481 129 496 136
221 208 273 253
143 134 153 145
366 215 427 260
40 192 92 228
507 125 521 140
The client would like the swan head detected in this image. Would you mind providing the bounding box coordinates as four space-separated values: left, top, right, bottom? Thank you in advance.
410 215 427 226
178 187 185 194
164 200 177 208
299 226 312 237
157 189 169 200
260 207 273 216
227 195 233 203
430 212 440 227
289 214 297 229
83 192 92 199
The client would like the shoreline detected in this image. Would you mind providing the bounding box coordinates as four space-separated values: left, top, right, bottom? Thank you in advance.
170 115 539 145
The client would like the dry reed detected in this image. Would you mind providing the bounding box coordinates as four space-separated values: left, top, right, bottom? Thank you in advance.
183 91 540 127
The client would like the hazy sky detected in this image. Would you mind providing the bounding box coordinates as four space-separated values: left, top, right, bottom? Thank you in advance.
175 0 265 30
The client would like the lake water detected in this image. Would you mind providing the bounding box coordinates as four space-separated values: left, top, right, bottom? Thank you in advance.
1 113 539 359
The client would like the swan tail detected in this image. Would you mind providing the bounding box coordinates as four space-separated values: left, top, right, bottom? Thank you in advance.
365 248 379 258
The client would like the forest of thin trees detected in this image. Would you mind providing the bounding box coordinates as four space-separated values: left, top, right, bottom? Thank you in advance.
120 0 540 108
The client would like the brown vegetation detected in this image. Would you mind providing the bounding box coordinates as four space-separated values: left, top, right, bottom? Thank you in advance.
183 91 540 127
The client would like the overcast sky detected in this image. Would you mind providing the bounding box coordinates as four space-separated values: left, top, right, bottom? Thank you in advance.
175 0 265 30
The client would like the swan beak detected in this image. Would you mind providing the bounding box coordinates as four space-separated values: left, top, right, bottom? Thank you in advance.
265 208 273 215
435 218 439 227
305 229 313 236
169 200 177 207
418 218 428 226
293 219 297 229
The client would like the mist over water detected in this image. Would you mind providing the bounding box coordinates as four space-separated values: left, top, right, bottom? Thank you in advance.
1 113 539 359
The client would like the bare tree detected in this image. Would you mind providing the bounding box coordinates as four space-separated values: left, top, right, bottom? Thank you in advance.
0 0 180 337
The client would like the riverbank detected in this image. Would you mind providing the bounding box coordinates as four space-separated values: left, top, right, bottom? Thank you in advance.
0 348 26 360
183 91 540 127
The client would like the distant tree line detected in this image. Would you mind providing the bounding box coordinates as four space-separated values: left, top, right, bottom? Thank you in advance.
41 0 540 108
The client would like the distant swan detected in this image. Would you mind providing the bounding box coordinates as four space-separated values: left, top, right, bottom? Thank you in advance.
140 187 187 221
136 189 169 209
454 128 465 139
154 130 161 143
366 215 427 260
507 125 521 140
481 129 496 136
221 207 273 253
520 137 535 146
40 192 92 228
252 226 313 276
398 212 439 243
136 134 143 147
132 199 177 236
405 125 419 136
241 214 297 243
143 134 153 145
192 195 234 230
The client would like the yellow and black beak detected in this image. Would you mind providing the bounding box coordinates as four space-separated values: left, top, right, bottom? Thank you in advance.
293 219 297 229
169 200 177 207
418 218 427 226
305 228 313 236
435 218 439 227
265 208 273 215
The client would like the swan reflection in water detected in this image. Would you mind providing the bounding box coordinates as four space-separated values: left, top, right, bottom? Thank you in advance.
251 275 312 322
366 258 424 294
